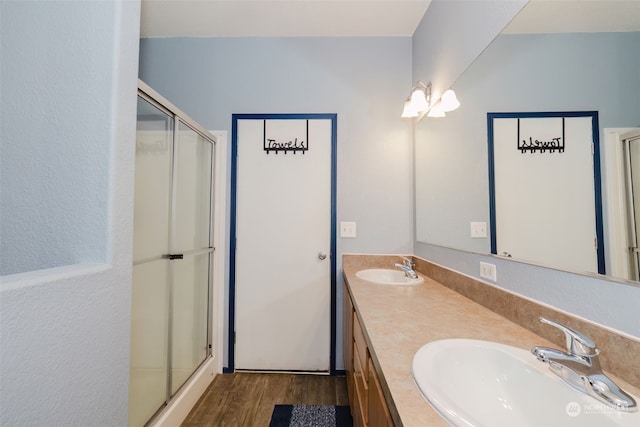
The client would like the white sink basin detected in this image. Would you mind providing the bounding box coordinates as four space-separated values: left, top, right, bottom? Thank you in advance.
355 268 423 285
413 339 639 427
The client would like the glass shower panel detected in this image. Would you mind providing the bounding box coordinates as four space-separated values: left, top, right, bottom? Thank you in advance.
173 122 213 252
129 97 173 426
129 261 170 427
170 122 213 395
170 253 210 394
132 98 172 261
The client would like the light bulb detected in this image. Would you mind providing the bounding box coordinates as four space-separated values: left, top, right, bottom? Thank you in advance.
427 102 446 118
401 100 419 118
410 88 429 112
440 90 460 112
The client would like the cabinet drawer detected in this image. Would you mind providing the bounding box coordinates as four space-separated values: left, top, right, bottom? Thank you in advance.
351 373 366 427
353 314 368 379
353 344 368 424
347 363 356 411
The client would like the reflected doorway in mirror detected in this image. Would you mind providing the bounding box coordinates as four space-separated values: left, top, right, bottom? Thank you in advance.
488 111 605 275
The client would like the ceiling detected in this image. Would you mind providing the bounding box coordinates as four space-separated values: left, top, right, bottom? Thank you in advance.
140 0 640 38
503 0 640 34
140 0 432 38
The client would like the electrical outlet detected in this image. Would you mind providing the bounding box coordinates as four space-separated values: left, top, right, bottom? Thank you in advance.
480 262 497 281
340 221 356 238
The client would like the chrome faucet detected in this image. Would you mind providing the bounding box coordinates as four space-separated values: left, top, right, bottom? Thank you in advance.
531 317 637 412
394 257 418 279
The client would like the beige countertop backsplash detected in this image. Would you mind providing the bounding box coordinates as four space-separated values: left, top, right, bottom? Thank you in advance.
342 254 640 427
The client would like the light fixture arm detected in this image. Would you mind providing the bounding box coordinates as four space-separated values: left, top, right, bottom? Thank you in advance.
412 81 431 106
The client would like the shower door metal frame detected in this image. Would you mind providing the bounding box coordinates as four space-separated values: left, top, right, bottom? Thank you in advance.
135 80 216 421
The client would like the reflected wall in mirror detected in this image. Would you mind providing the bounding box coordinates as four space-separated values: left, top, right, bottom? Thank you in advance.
414 0 640 283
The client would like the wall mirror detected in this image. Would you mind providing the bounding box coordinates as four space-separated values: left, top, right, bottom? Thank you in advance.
414 0 640 284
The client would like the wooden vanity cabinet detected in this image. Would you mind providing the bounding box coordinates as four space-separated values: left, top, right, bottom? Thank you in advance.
344 284 394 427
343 283 355 412
367 357 394 427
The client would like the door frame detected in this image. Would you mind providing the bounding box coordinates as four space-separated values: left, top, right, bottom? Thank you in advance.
226 113 338 374
602 128 640 280
487 111 605 274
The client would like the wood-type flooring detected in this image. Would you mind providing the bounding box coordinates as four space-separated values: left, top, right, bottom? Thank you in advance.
181 372 349 426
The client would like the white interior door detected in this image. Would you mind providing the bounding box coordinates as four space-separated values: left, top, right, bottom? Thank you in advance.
491 115 599 274
234 117 332 371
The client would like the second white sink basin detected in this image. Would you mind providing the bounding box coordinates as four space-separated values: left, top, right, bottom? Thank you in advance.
355 268 423 285
413 339 639 427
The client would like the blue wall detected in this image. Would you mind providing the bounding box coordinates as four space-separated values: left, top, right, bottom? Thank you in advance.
139 36 415 256
139 36 414 369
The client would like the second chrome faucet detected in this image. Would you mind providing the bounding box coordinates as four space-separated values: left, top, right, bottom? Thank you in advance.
531 317 637 412
394 256 418 279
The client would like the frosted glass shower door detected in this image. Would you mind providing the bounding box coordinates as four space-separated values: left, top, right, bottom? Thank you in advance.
129 97 173 427
130 88 216 427
170 122 213 394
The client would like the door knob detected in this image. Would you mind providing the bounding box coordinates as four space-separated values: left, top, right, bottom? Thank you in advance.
318 252 327 260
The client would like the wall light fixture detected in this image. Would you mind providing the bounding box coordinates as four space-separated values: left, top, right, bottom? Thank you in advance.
427 101 446 118
401 81 460 118
401 81 431 118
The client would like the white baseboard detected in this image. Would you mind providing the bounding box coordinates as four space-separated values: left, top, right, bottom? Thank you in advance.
149 356 217 427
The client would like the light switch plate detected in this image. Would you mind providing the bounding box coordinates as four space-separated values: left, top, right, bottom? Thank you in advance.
340 221 356 238
470 221 488 238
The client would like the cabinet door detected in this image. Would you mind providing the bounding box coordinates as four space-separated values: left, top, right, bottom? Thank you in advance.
368 358 394 427
343 284 354 407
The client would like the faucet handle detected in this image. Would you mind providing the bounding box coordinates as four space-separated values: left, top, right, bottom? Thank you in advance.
401 256 415 269
539 317 598 357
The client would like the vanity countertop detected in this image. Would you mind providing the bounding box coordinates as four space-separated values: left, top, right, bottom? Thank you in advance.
342 255 640 427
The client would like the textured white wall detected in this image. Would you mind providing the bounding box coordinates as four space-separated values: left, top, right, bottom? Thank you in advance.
1 1 117 275
0 0 140 425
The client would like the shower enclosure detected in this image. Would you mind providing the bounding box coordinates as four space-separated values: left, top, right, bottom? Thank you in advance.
129 81 216 426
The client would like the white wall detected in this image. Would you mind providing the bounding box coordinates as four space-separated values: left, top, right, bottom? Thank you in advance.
138 36 414 370
0 0 140 425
